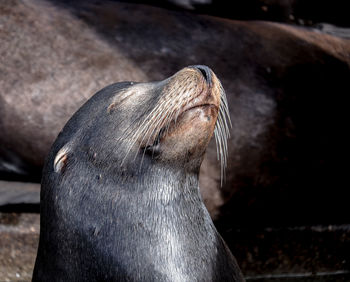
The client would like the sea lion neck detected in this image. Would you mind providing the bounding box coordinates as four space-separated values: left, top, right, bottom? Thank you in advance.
113 160 201 200
143 165 199 196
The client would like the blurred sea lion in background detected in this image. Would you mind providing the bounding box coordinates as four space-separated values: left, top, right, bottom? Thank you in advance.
1 0 349 230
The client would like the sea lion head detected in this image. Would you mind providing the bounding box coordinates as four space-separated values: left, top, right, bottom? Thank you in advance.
53 65 230 180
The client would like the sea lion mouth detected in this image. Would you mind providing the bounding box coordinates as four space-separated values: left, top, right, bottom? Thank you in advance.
184 103 218 112
147 102 219 149
176 103 219 123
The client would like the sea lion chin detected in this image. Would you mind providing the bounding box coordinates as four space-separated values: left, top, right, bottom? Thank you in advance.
33 65 244 281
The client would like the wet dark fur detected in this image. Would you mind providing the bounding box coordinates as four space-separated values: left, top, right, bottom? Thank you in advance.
33 68 244 281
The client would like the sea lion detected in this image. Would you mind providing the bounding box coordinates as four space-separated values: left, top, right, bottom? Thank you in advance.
33 65 244 281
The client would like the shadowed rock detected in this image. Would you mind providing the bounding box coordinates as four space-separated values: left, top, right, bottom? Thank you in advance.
0 181 40 206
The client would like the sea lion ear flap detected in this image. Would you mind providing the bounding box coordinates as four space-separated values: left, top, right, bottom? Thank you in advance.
53 145 70 173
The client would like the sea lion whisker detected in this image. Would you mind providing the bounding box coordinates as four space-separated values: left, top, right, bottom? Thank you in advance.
136 94 190 167
171 87 197 124
139 94 182 142
214 125 224 163
135 107 176 166
161 100 183 136
221 107 231 137
129 105 164 138
130 97 172 137
214 94 231 186
140 103 175 139
219 114 229 167
219 88 232 129
138 114 167 153
137 109 180 169
138 118 170 165
121 102 170 164
214 126 225 185
217 115 228 156
167 96 185 128
214 128 221 162
118 115 147 141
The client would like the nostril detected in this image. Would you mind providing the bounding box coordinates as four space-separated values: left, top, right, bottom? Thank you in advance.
193 65 212 85
198 67 208 80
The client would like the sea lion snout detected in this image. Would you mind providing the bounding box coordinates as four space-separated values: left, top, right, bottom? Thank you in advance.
130 65 227 167
177 65 220 115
